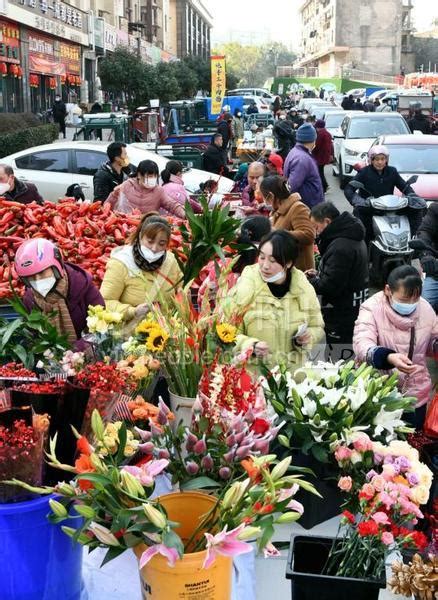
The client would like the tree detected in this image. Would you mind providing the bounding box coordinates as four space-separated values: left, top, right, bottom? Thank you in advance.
98 47 150 109
152 62 181 103
169 61 199 98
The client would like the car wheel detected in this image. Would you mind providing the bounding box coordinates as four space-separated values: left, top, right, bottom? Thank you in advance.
339 159 347 189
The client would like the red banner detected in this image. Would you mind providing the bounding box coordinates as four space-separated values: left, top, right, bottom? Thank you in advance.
29 54 66 76
0 19 20 64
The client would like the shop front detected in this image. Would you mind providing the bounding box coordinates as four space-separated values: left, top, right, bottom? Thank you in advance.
0 19 24 112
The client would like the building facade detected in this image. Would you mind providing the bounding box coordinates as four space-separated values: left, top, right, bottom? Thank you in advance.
298 0 415 78
168 0 212 58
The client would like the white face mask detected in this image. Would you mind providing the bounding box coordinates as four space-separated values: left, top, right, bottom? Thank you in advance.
260 269 286 283
30 276 56 297
143 177 157 189
0 182 10 195
141 245 165 263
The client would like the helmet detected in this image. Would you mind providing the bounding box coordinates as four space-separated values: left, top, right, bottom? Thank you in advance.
368 145 389 161
15 238 64 279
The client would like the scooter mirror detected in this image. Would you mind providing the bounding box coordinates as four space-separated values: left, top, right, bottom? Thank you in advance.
406 175 419 185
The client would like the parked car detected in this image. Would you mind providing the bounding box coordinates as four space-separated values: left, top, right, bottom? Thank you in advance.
242 95 272 114
323 110 356 137
367 134 438 202
367 89 394 103
297 98 328 112
228 88 275 102
332 112 411 188
309 104 340 120
1 141 235 202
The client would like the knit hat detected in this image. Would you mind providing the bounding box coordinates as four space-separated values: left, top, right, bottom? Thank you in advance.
296 123 317 143
267 153 284 175
315 119 326 128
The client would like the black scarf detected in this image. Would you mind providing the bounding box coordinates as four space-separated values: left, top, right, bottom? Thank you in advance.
132 240 166 272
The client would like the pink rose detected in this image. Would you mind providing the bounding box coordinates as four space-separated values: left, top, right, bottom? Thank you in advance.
371 511 389 525
353 434 373 453
338 476 353 492
371 475 386 492
381 532 394 546
334 446 353 462
360 483 375 499
382 464 396 481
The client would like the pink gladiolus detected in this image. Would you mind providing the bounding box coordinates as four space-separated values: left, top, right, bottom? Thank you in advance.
334 446 353 462
134 427 152 442
263 542 281 558
338 476 353 492
203 525 253 569
381 532 394 546
371 511 389 525
139 442 155 454
121 459 169 486
139 543 179 568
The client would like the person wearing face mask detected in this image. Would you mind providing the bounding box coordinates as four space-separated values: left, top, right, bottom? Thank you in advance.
223 230 324 372
93 142 134 202
353 265 438 429
0 164 43 205
283 123 324 209
100 213 182 327
161 160 202 214
231 108 244 158
105 160 185 218
259 175 315 272
52 94 67 138
15 238 104 349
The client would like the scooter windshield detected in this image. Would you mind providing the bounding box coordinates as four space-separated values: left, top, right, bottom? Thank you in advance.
371 195 408 211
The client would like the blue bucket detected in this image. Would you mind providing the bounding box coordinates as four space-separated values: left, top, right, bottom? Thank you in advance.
0 494 84 600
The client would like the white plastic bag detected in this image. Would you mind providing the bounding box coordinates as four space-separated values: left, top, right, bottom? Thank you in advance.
113 190 132 214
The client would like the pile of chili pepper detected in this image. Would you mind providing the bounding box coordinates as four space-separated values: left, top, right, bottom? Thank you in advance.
0 199 185 299
0 363 36 378
12 382 64 395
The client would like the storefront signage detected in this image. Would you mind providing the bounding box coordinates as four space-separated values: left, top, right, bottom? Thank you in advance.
28 32 80 75
0 19 20 63
104 23 116 52
15 0 83 29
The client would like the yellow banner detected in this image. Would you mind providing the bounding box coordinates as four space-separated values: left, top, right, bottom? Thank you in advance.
211 55 226 115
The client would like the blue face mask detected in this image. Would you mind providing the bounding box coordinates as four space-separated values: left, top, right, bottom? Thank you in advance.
391 300 418 316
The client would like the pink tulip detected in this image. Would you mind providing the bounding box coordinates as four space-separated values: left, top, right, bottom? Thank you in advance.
185 461 200 475
134 427 152 442
185 432 198 452
203 525 253 568
139 543 179 568
201 454 214 471
158 449 170 460
139 442 155 454
225 434 236 448
122 459 169 487
158 398 170 415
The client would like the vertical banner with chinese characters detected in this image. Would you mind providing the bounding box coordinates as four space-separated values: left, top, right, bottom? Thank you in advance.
211 55 226 116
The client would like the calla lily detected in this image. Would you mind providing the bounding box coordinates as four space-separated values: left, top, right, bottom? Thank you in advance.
121 459 169 486
139 543 179 568
203 524 253 569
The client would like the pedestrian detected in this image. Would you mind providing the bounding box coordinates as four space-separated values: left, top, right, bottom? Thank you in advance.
100 213 182 330
259 175 315 272
312 120 333 193
307 202 369 361
373 98 381 110
272 95 281 116
217 111 233 160
283 123 324 209
89 101 103 140
363 98 375 112
417 203 438 311
353 98 364 110
231 107 244 157
246 100 259 115
52 93 67 138
341 95 354 110
202 133 230 176
93 142 133 202
407 104 432 134
376 98 392 112
0 164 43 204
15 238 104 350
233 163 249 192
161 160 202 214
288 108 303 129
273 115 295 161
222 229 324 372
106 159 185 218
265 153 284 176
241 162 267 214
353 265 438 430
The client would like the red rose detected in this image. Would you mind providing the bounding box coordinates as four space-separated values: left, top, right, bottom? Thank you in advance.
251 418 270 435
358 520 379 537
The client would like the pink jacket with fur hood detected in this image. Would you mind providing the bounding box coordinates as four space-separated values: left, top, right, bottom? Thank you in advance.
353 291 438 407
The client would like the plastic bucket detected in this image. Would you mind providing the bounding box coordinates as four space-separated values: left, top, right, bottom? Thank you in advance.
135 491 232 599
169 391 196 429
0 494 83 600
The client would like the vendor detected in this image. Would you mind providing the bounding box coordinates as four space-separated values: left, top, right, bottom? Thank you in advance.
15 238 104 349
100 213 182 325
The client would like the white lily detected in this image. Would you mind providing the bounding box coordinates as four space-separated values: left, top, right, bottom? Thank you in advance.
301 397 317 418
373 407 404 437
346 378 368 412
318 386 346 407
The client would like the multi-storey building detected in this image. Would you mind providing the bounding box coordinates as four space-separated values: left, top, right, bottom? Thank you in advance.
167 0 212 58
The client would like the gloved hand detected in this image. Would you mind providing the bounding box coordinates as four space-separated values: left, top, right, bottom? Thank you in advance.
421 255 438 277
351 194 370 208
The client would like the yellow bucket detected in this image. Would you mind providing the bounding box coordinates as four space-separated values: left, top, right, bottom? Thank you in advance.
134 491 232 600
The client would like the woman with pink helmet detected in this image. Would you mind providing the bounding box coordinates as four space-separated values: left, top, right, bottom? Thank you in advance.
14 238 104 349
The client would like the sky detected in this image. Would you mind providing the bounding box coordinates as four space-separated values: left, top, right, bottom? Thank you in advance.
206 0 438 48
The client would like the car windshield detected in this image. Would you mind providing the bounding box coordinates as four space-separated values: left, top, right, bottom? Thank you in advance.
325 113 345 128
348 117 409 138
387 144 438 173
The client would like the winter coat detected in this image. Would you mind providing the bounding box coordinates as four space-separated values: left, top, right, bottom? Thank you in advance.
217 120 231 148
202 144 229 176
310 212 369 329
284 144 324 208
22 263 104 342
344 164 414 203
52 99 66 122
271 193 315 271
223 265 324 371
231 116 244 142
100 245 182 324
106 178 185 218
417 203 438 254
353 291 438 407
313 128 333 167
5 179 43 205
273 120 295 160
162 175 202 214
93 161 132 202
408 114 431 134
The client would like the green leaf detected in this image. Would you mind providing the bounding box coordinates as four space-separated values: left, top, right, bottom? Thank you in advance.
311 444 329 463
162 529 184 556
100 545 126 567
115 422 127 463
1 318 23 347
12 343 29 366
180 476 220 490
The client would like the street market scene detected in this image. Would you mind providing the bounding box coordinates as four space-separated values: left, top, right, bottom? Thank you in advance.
0 0 437 599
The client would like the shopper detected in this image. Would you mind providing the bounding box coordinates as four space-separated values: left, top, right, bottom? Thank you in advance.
202 134 230 176
284 123 324 208
15 238 104 349
0 164 43 204
307 202 369 361
100 213 182 327
417 202 438 311
265 153 284 176
161 160 202 214
223 230 324 371
52 93 67 138
353 265 438 429
312 120 333 193
231 107 244 156
93 142 133 202
259 175 315 272
106 160 185 218
241 162 267 214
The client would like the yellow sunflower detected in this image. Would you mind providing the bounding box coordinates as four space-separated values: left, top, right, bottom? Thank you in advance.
216 322 237 344
145 327 169 353
135 319 157 335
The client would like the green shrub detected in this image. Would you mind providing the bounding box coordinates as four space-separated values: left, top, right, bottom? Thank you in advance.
0 112 40 134
0 124 59 158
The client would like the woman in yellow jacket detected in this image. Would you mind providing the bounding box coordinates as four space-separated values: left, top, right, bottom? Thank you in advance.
224 230 324 372
100 213 182 326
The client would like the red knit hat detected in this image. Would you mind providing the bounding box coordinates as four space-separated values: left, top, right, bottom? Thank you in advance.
267 152 284 175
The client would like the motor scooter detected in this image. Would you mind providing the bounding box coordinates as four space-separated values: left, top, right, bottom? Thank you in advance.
349 176 426 285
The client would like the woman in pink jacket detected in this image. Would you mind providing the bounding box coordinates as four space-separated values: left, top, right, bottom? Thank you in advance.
161 160 202 214
106 160 185 218
354 265 438 429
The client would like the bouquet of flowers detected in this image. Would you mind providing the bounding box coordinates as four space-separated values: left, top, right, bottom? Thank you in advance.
262 360 416 463
84 305 124 361
116 354 161 399
323 436 434 581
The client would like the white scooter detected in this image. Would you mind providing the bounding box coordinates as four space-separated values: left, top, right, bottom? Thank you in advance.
349 177 426 285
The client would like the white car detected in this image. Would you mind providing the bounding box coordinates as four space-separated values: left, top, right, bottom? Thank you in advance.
242 95 272 114
228 88 275 102
1 141 235 202
332 113 411 188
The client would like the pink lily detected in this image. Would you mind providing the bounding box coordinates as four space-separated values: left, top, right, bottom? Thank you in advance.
203 524 253 569
263 542 281 558
139 543 179 568
121 459 169 486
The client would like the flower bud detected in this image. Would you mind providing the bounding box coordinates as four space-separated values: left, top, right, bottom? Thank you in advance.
193 436 207 455
49 498 68 518
56 482 76 496
91 410 104 440
121 471 146 497
253 439 269 454
234 431 246 445
143 503 167 529
158 398 170 415
90 453 107 471
88 522 120 546
139 442 155 454
191 397 203 415
236 444 253 459
223 449 236 463
275 511 301 524
134 427 152 442
219 466 231 480
222 481 246 509
236 526 261 541
271 457 292 481
185 461 200 475
185 432 198 452
74 505 96 519
277 435 290 448
157 410 168 426
201 453 214 471
226 434 236 448
158 449 170 460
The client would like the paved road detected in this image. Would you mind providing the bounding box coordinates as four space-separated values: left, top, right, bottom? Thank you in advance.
323 165 351 213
